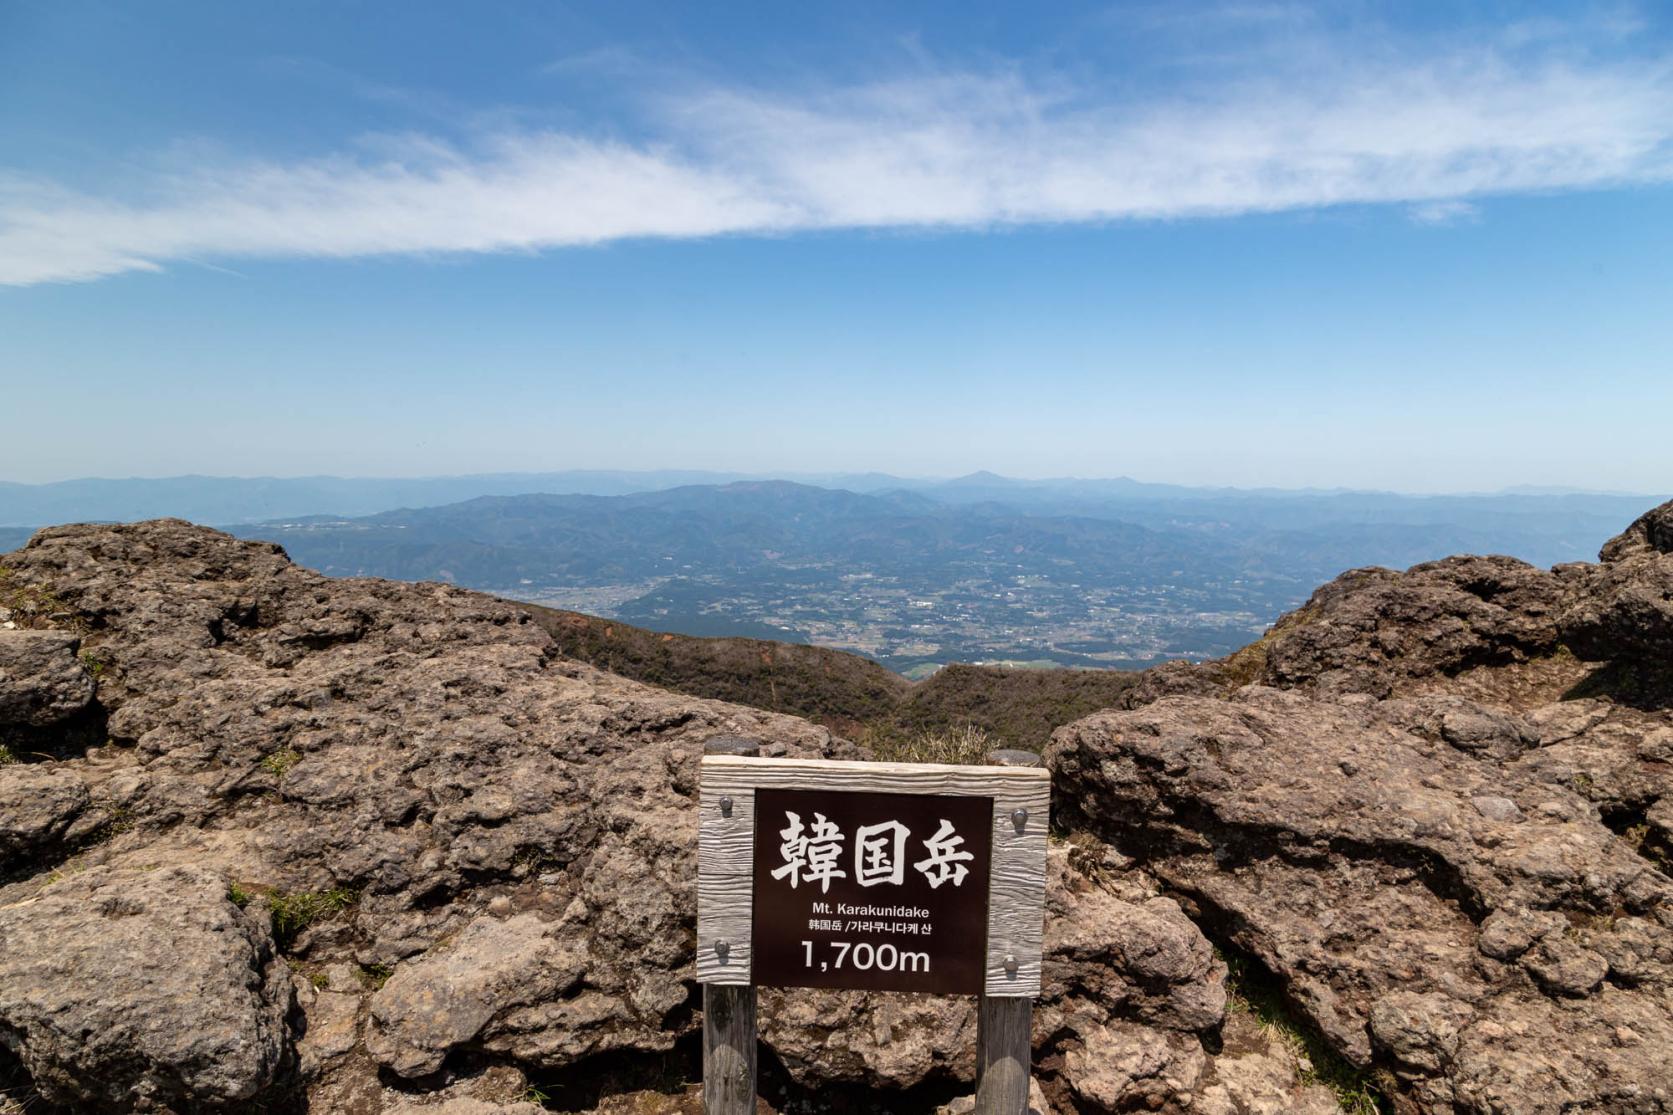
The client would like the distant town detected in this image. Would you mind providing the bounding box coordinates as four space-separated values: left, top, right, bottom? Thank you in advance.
504 563 1284 677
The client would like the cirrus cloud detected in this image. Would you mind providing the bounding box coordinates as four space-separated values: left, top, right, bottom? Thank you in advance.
2 43 1671 286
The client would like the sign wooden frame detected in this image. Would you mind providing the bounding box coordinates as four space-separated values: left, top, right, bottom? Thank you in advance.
697 755 1051 996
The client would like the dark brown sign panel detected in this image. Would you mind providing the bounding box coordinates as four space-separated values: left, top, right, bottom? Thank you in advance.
750 787 993 995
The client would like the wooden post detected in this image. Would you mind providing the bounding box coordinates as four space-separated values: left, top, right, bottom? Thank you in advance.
703 983 757 1115
976 748 1040 1115
976 995 1032 1115
703 734 759 1114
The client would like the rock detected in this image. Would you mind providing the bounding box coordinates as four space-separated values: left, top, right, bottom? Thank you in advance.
1521 936 1608 997
383 1091 542 1111
1557 498 1673 665
1476 906 1564 960
1561 544 1673 661
1368 991 1474 1074
0 629 94 726
0 864 292 1111
1194 1013 1343 1115
1599 498 1673 562
936 1076 1049 1114
1048 685 1673 1106
1471 794 1521 822
1254 556 1570 696
0 763 90 857
1648 796 1673 843
1037 842 1226 1036
368 912 588 1077
297 986 362 1065
385 1100 545 1115
760 988 977 1088
1061 1018 1206 1111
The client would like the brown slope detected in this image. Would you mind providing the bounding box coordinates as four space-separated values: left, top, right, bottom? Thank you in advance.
518 603 1138 753
517 603 911 737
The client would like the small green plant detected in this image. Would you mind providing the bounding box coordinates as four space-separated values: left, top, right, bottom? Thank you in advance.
1221 951 1390 1114
0 566 84 633
309 971 331 990
78 648 107 677
260 748 302 778
523 1083 552 1105
358 962 394 990
92 804 134 841
266 888 357 952
227 882 253 908
0 744 16 767
44 858 89 886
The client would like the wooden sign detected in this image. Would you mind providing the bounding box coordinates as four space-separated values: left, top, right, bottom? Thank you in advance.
696 746 1051 1115
697 755 1050 996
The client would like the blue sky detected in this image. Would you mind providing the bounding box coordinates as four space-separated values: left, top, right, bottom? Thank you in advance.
2 1 1670 491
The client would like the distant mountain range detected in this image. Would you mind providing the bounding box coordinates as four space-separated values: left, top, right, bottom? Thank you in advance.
3 471 1662 671
1 469 1656 527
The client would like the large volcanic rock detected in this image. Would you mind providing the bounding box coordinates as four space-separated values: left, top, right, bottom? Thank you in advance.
1561 500 1673 662
0 628 95 726
1049 501 1673 1114
0 864 293 1111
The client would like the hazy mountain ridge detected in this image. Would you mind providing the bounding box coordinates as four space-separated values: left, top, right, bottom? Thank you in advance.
4 469 1658 527
222 479 1669 672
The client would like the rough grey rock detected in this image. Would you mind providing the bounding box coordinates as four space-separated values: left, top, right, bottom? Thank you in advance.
1561 538 1673 662
1061 1017 1205 1111
1251 556 1572 696
1194 1011 1343 1115
1600 498 1673 562
387 1102 545 1115
368 912 589 1077
0 762 89 857
935 1076 1049 1115
1048 684 1673 1110
0 864 292 1111
0 628 94 726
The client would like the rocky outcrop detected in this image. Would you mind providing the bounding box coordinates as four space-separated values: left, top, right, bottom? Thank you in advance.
1048 499 1673 1114
1599 500 1673 562
0 763 90 859
1560 501 1673 662
0 865 293 1111
0 629 94 726
1245 556 1573 697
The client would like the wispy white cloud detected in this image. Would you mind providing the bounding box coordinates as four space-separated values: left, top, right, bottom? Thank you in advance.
3 35 1671 285
1408 199 1481 226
